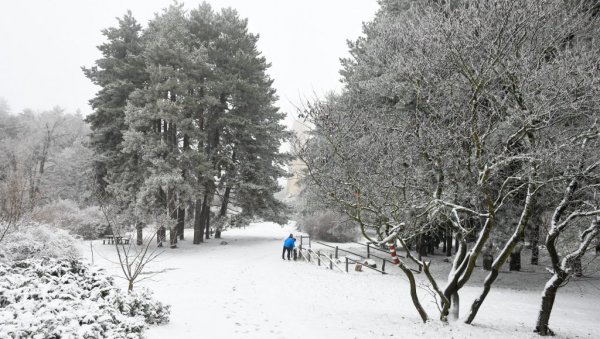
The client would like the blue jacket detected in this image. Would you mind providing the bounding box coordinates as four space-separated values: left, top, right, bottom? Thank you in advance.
284 237 296 248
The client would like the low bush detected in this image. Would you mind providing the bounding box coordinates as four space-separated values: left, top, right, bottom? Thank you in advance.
0 223 79 263
0 258 170 339
29 199 106 239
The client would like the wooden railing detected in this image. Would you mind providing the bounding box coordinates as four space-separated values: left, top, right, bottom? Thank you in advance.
298 247 346 273
298 241 388 274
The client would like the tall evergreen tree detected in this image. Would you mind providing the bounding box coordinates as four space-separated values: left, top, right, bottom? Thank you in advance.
122 4 207 247
83 12 147 192
86 3 289 246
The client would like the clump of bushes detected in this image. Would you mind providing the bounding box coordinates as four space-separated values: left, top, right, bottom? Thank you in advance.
0 223 80 262
0 258 170 339
300 211 358 242
29 199 106 239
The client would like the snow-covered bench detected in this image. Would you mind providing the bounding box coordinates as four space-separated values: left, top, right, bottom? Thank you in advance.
102 235 130 245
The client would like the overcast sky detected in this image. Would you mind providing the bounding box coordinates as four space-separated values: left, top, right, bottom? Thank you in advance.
0 0 379 125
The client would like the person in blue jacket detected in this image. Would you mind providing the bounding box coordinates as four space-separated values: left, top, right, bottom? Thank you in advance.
282 234 296 260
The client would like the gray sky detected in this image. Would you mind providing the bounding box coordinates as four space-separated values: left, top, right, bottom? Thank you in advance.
0 0 379 125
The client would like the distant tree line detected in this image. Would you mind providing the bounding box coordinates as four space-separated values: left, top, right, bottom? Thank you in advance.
295 0 599 335
0 104 93 241
84 3 290 247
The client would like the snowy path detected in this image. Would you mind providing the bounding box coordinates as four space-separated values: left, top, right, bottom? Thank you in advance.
85 223 599 339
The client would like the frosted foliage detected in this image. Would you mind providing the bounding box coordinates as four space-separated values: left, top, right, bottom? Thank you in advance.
300 211 358 243
29 199 106 240
0 223 79 263
0 258 170 339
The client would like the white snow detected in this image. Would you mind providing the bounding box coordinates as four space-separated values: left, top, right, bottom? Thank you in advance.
83 222 600 339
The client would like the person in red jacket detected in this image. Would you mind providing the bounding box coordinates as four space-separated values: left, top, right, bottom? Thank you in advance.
282 234 296 260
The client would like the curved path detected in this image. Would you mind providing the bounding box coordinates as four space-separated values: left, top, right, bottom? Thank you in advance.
87 223 599 339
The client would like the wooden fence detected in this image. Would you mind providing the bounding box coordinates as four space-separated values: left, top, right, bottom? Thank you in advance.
296 236 395 274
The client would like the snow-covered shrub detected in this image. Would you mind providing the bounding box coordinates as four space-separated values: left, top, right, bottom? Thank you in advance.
0 223 79 262
110 288 171 325
300 211 358 242
0 258 170 339
29 199 106 239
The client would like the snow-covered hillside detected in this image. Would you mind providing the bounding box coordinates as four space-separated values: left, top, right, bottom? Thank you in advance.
83 223 599 339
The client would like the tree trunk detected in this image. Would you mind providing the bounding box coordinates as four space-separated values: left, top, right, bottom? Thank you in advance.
136 222 143 246
215 186 231 239
442 231 447 254
418 234 427 258
427 233 435 254
446 229 452 257
177 207 185 240
169 227 177 248
482 252 493 271
398 262 428 323
465 181 535 324
573 257 583 277
449 292 460 320
535 274 563 336
530 221 540 265
193 197 204 244
167 186 178 248
157 226 166 247
465 268 498 323
454 236 459 254
509 249 521 271
204 206 211 240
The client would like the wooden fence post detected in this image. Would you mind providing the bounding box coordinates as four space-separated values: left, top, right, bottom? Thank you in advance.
329 254 333 270
317 250 321 266
345 257 349 272
367 243 370 258
382 259 386 273
335 246 339 259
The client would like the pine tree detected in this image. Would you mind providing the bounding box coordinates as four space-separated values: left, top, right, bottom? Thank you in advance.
86 3 290 246
83 12 147 193
122 4 207 248
191 7 290 239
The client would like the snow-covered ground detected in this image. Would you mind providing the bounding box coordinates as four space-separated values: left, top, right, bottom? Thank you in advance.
83 223 600 339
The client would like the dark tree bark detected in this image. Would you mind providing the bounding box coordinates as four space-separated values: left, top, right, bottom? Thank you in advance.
215 186 231 239
530 221 540 265
204 205 211 240
157 226 166 247
573 257 583 277
177 207 185 240
535 274 563 336
442 231 447 253
169 193 178 249
193 197 205 244
446 228 453 257
509 251 520 271
482 252 493 271
417 234 427 258
509 247 522 271
169 228 177 248
136 222 143 246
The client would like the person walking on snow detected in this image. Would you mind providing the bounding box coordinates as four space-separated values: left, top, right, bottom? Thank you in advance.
282 234 296 260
